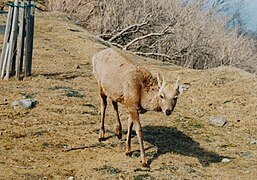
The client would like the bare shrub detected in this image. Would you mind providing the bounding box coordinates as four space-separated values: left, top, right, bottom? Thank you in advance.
45 0 257 73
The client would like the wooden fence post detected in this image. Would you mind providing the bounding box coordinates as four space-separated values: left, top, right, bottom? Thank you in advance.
25 0 35 77
0 5 13 79
1 43 9 79
5 0 19 80
0 0 35 80
16 1 26 80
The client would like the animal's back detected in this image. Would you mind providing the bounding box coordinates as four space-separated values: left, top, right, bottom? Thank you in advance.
93 48 136 80
92 48 153 103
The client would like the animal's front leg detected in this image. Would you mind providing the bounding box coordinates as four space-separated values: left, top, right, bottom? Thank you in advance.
99 90 107 141
129 110 147 167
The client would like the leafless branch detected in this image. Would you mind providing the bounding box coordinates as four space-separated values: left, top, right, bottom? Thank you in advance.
134 51 179 63
109 21 150 42
63 145 91 152
0 102 8 105
111 42 124 49
63 142 103 152
123 25 172 50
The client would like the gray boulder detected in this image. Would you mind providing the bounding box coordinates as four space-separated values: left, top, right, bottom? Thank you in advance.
12 99 38 109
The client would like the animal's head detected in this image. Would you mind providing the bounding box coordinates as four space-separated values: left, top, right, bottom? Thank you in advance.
156 73 190 116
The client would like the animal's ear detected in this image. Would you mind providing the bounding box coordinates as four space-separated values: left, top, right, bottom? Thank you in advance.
157 73 165 88
177 83 190 97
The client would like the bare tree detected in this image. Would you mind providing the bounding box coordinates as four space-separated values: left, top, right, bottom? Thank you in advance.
46 0 257 73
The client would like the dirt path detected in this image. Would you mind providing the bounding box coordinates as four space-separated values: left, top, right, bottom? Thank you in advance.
0 11 256 179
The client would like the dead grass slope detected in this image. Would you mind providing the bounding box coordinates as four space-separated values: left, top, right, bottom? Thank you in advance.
0 11 256 179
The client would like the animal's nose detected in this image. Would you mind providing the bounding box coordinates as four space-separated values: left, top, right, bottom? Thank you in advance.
165 109 171 116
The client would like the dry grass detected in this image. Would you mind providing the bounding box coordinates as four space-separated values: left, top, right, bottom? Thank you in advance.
0 11 256 179
45 0 257 73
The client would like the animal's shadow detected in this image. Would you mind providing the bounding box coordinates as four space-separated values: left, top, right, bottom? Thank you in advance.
142 125 226 167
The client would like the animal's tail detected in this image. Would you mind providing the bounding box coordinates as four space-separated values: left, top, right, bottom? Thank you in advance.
92 53 97 76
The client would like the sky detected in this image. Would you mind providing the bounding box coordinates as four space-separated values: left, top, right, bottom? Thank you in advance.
243 0 257 32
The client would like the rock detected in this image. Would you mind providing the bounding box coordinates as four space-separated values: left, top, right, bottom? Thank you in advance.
12 99 38 109
74 64 80 69
65 90 84 98
250 139 257 144
59 47 67 52
68 176 74 180
209 116 227 127
238 151 252 158
221 158 231 163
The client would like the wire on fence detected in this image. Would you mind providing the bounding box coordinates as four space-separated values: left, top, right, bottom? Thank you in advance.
7 2 36 8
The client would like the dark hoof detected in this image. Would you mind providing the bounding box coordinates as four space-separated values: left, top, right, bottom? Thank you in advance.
126 151 133 157
98 137 106 142
117 133 122 140
141 162 148 167
116 126 122 140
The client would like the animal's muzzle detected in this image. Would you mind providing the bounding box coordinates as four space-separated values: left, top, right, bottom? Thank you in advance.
165 109 172 116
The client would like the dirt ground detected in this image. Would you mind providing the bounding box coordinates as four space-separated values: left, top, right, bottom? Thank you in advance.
0 11 256 179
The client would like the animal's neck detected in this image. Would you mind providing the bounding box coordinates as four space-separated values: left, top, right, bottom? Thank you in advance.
141 85 160 111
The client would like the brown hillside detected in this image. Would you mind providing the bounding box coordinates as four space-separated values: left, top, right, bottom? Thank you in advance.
0 11 256 179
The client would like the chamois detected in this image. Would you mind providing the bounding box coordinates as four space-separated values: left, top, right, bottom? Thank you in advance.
92 48 189 167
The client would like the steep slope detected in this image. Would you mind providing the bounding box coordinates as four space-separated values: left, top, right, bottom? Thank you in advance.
0 11 256 179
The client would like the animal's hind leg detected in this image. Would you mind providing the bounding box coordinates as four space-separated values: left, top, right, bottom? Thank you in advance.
112 101 122 139
99 87 107 141
125 116 133 156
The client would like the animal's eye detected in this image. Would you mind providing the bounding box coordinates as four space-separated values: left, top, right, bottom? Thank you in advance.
160 94 164 99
